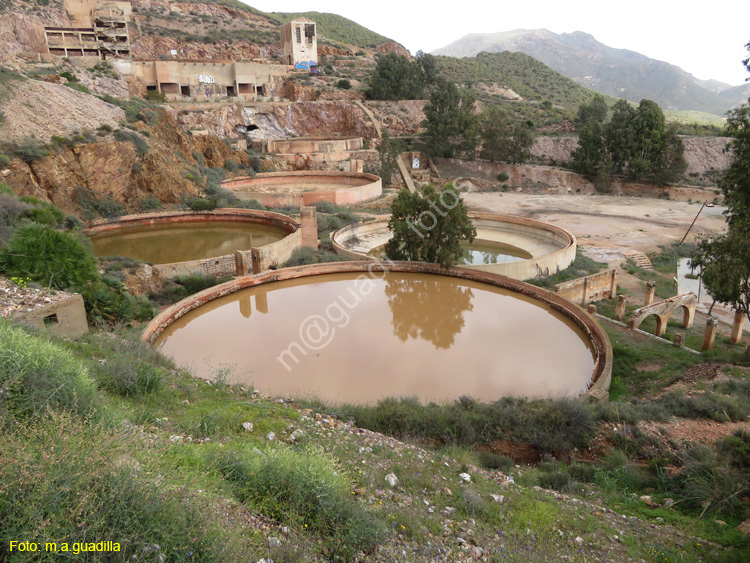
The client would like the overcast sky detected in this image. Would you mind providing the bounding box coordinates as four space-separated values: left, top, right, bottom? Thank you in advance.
248 0 750 86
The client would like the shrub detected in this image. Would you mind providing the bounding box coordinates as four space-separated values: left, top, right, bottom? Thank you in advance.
283 247 342 267
215 446 385 561
336 79 352 90
189 198 217 211
7 137 49 162
315 200 337 214
0 223 99 289
114 128 150 157
73 186 124 219
94 354 165 396
59 70 77 82
65 82 91 94
234 198 265 210
138 195 161 211
0 154 10 168
79 279 156 326
144 90 167 103
148 274 232 307
19 198 66 227
0 320 98 420
497 172 509 182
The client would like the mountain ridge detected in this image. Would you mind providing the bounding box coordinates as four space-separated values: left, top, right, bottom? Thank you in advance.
433 29 746 116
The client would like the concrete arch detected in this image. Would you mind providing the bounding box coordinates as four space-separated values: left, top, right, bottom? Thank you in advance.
627 293 697 336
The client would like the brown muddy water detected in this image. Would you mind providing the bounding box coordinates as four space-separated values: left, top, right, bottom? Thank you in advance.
367 239 532 266
155 273 595 405
89 221 287 264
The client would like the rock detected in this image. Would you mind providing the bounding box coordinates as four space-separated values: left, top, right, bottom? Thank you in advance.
267 537 280 548
242 422 254 432
456 537 466 545
289 429 304 442
265 431 276 441
714 520 727 527
471 546 483 557
490 494 505 503
168 435 183 443
442 506 455 515
574 536 584 546
737 519 750 535
440 486 453 496
385 473 398 488
639 495 655 507
459 472 471 483
252 447 264 456
663 498 675 508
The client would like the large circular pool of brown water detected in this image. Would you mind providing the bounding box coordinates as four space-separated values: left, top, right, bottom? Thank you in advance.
155 273 595 404
89 221 288 264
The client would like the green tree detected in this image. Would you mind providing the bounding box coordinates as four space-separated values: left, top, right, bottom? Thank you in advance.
571 121 606 177
415 50 438 85
480 106 534 164
384 184 476 269
421 78 478 159
574 94 608 130
691 41 750 324
377 131 405 187
604 99 637 174
368 53 424 101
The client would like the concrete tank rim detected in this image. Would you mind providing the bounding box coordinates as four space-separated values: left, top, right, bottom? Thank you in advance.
331 212 577 280
141 260 611 402
83 208 301 270
223 170 381 185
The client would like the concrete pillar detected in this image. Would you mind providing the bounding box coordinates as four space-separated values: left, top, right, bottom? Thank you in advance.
609 270 618 299
300 205 318 249
703 317 719 352
644 281 656 306
731 310 746 345
582 278 589 305
655 315 668 337
673 333 685 347
251 248 262 274
587 304 597 315
234 250 249 277
615 295 627 322
349 159 364 173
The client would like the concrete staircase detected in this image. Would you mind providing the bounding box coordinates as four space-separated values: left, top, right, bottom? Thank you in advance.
624 250 654 271
396 154 418 193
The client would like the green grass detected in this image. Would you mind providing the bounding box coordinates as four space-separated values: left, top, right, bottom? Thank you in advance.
529 246 608 288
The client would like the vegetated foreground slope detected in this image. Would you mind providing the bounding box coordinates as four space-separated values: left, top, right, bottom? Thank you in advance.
433 28 743 116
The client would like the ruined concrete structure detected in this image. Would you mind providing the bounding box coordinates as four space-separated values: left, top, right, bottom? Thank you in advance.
45 0 132 60
627 293 697 336
554 270 618 306
126 60 289 101
12 294 89 338
281 18 318 68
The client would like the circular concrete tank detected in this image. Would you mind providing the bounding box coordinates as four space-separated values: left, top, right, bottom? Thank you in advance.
332 213 577 280
143 262 611 404
222 171 382 208
85 209 303 277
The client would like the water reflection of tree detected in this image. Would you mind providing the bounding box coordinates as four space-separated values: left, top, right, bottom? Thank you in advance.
385 277 474 349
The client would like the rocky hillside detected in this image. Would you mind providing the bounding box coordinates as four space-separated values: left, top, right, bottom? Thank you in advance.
433 29 744 116
0 74 251 214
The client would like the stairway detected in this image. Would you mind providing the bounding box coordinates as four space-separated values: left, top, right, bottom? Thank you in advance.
623 250 654 271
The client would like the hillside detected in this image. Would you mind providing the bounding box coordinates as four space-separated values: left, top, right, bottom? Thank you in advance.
436 51 611 130
433 29 744 116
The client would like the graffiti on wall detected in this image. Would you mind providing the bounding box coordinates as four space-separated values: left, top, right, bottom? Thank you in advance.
197 74 215 84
